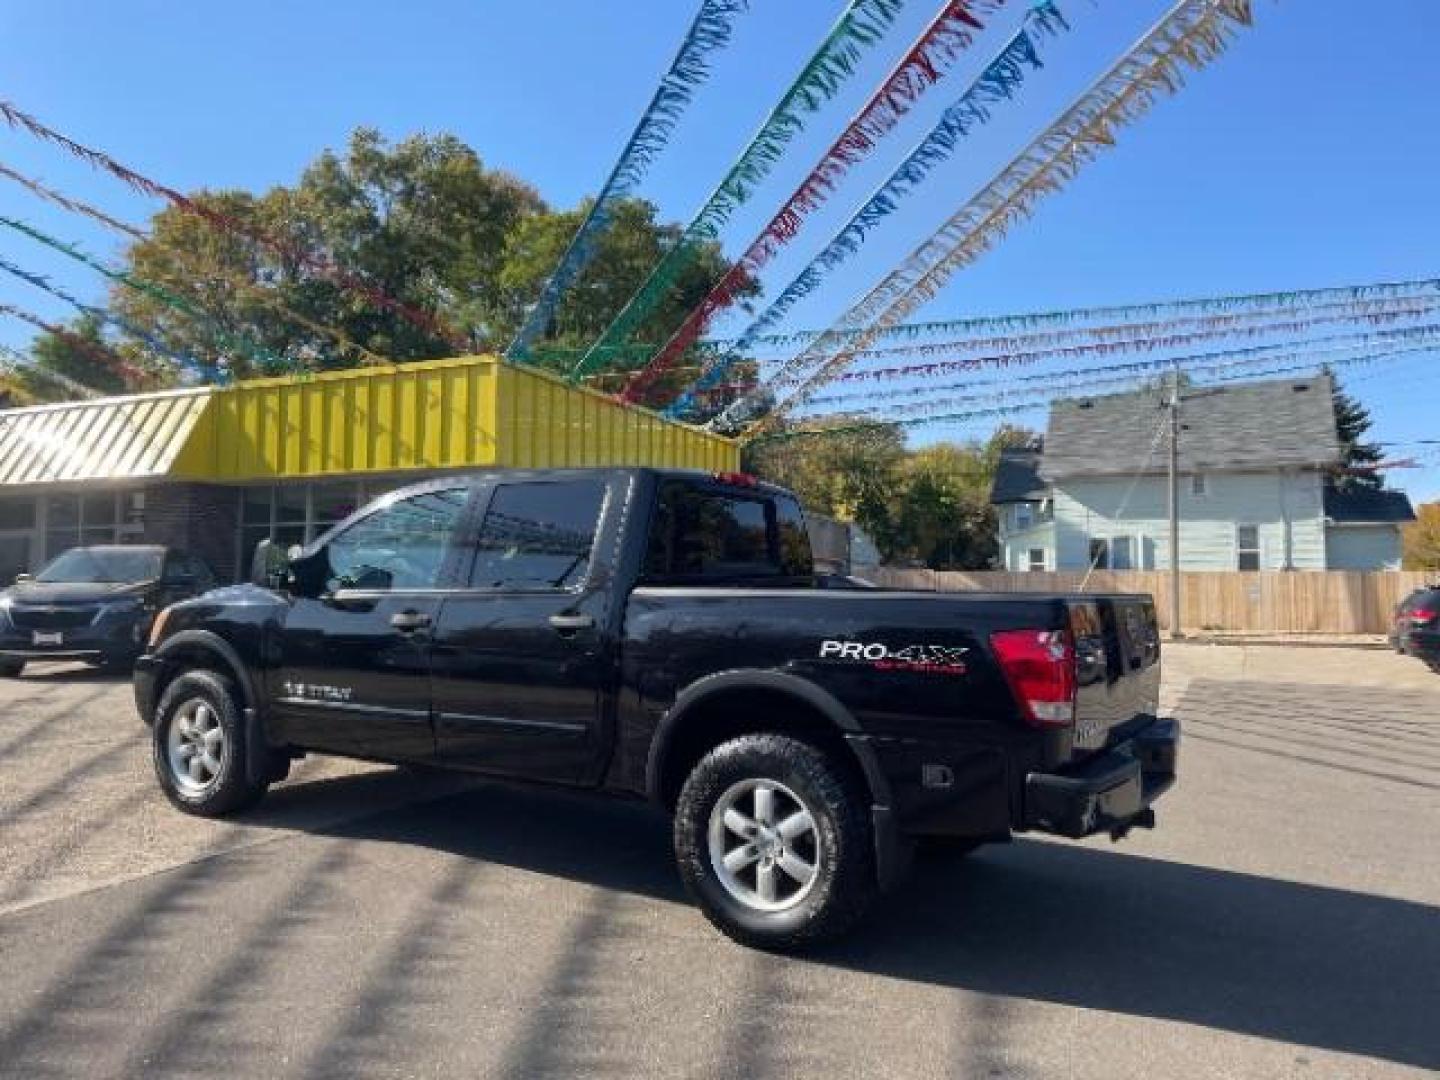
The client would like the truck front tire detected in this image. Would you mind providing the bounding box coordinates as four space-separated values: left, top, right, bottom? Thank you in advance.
674 733 877 950
152 669 269 817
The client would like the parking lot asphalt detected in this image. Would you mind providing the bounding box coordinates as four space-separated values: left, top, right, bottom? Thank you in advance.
1 645 1437 1079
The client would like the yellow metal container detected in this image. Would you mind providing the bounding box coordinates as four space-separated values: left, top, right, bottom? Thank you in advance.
173 355 737 482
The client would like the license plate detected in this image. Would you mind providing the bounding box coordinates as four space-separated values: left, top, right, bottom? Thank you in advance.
32 631 63 647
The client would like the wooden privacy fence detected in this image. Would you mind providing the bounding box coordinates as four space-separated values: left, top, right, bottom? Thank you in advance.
870 569 1435 635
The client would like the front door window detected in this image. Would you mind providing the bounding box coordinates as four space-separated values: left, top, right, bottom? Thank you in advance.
324 488 469 592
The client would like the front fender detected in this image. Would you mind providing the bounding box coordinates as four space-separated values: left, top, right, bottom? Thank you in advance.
152 628 261 713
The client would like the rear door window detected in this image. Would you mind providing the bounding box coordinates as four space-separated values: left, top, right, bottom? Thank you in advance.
645 482 809 581
467 479 608 590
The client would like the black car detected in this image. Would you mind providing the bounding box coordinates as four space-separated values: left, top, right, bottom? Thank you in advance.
1389 587 1439 655
1395 587 1440 669
134 468 1176 949
0 545 216 677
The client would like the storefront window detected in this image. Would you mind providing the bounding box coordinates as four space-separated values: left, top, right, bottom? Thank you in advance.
312 482 362 533
242 489 271 525
0 498 35 530
276 486 308 524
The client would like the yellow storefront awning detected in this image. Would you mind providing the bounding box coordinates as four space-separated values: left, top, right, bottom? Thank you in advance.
0 356 738 488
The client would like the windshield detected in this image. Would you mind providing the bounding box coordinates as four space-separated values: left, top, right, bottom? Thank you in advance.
35 548 163 584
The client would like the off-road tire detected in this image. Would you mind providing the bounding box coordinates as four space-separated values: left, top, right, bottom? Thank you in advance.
152 669 269 817
674 733 877 950
0 657 24 678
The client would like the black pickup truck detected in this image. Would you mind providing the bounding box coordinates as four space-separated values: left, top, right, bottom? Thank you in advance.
135 467 1177 949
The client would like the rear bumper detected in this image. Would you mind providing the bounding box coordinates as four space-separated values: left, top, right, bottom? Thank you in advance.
1406 629 1440 664
1024 718 1179 839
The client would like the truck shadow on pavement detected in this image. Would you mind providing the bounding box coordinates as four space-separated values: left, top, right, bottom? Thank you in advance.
282 774 1438 1072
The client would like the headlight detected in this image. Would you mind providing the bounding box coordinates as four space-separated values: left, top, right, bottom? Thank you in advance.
147 606 173 648
0 596 10 629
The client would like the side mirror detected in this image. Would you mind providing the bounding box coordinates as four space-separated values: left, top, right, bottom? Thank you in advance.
249 539 290 589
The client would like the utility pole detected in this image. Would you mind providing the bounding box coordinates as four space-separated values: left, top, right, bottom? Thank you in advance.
1167 366 1182 639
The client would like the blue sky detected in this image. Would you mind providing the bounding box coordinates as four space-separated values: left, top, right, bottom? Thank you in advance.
2 1 1438 496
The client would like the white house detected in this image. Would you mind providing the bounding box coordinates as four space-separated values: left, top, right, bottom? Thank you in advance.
992 375 1415 572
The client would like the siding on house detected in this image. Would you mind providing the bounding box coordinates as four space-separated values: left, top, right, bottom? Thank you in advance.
1325 524 1403 570
1000 522 1058 570
1050 469 1328 571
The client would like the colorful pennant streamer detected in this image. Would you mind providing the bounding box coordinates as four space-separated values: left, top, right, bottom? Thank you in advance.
807 307 1440 407
0 342 102 400
812 324 1440 418
0 99 467 352
569 0 980 381
758 341 1440 443
0 162 392 369
0 254 204 375
805 304 1440 390
0 214 292 375
506 0 751 360
538 276 1440 378
0 162 146 241
664 1 1070 415
735 0 1258 437
0 301 143 382
810 295 1440 370
623 0 1031 404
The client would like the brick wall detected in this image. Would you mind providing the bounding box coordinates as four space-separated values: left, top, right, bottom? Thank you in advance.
142 483 240 581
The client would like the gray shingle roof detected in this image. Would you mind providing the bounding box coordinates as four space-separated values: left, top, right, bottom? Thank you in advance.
1323 484 1416 524
990 447 1048 504
1039 375 1341 480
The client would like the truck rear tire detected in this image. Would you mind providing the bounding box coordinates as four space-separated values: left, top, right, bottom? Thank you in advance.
674 733 877 950
0 658 23 678
152 669 269 817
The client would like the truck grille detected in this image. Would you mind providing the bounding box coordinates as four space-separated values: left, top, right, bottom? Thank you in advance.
8 605 99 630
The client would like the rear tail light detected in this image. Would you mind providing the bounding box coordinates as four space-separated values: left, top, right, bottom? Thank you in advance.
990 628 1077 729
1411 608 1437 625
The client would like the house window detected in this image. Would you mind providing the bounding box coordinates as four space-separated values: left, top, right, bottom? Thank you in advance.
1014 503 1033 530
1237 524 1261 571
1191 473 1208 497
1110 535 1135 571
1088 539 1109 570
1027 548 1046 572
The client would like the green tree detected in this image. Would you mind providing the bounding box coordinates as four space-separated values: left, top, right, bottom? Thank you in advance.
28 312 130 395
76 128 743 384
1403 502 1440 571
746 422 1038 570
743 419 907 554
1327 369 1384 490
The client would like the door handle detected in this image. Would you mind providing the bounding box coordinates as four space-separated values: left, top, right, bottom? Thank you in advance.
390 610 433 632
547 612 594 633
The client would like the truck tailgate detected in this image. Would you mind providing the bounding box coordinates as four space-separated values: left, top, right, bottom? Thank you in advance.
1068 595 1161 755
